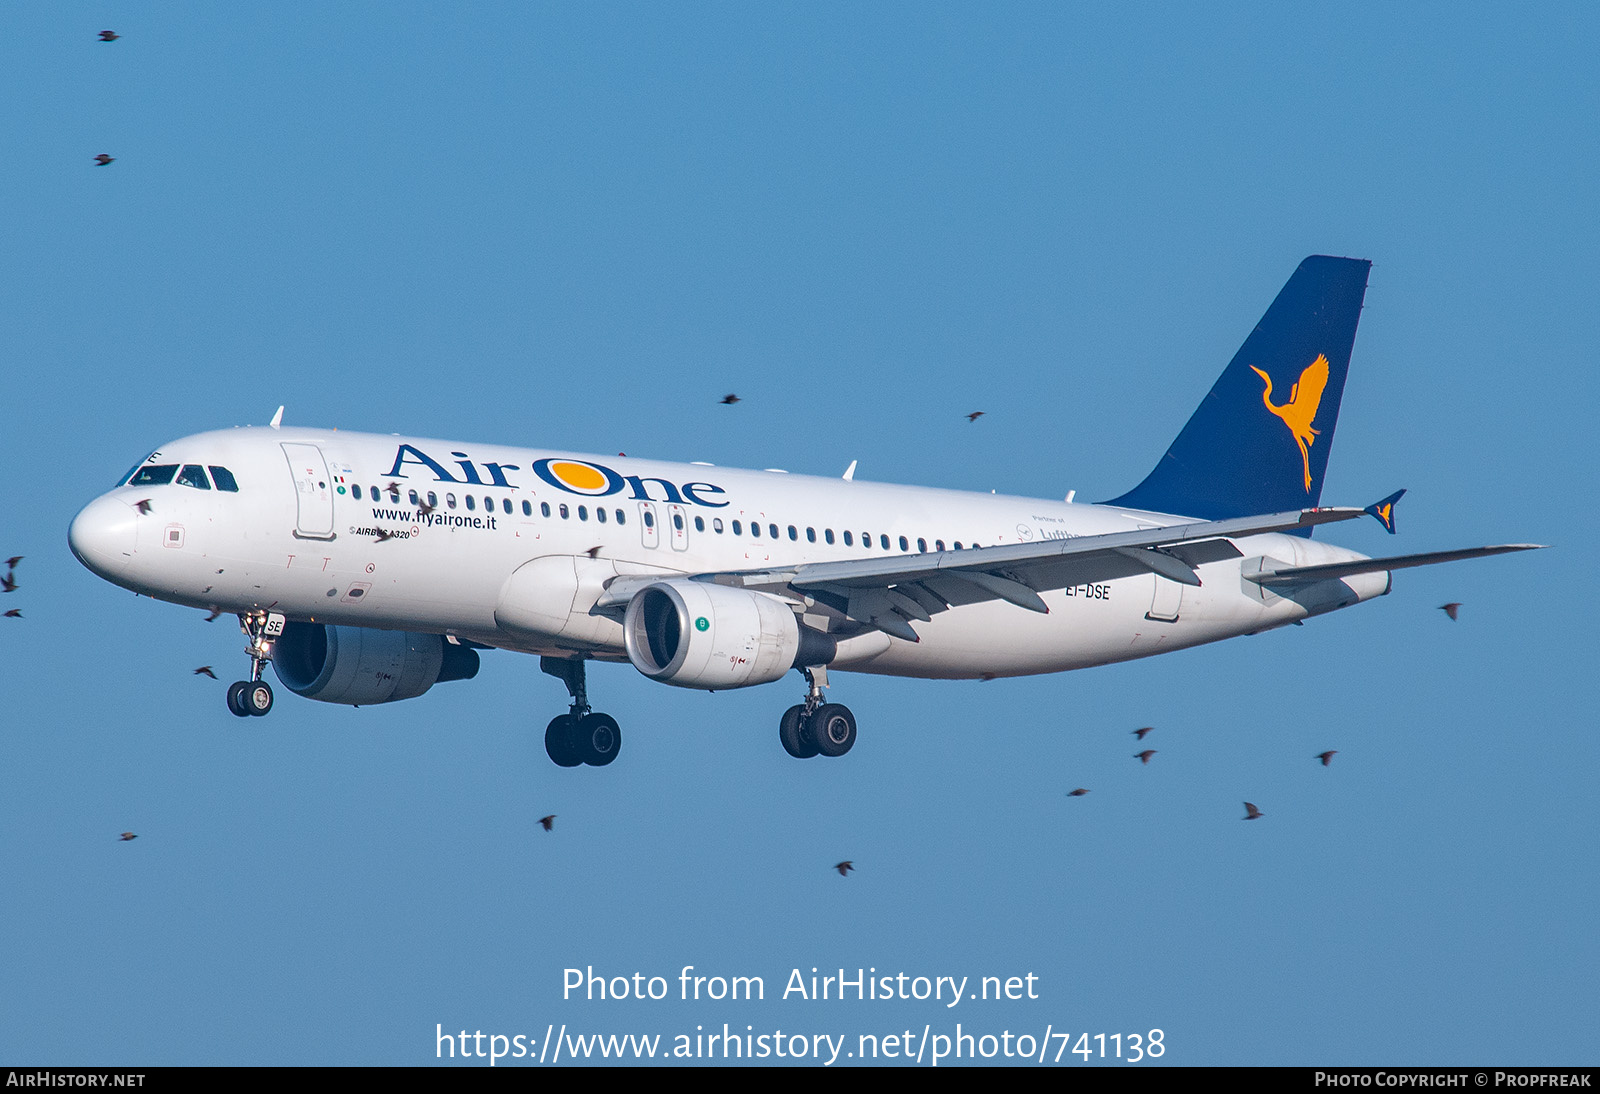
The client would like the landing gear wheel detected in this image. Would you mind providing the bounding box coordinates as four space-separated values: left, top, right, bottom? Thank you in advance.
779 704 819 759
545 715 584 767
244 681 274 716
810 703 857 757
226 681 251 718
577 713 621 766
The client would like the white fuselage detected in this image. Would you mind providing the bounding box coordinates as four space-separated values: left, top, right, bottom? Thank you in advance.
68 426 1386 683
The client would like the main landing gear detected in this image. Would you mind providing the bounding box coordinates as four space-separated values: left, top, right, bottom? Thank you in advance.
227 611 283 718
779 666 857 760
541 656 621 768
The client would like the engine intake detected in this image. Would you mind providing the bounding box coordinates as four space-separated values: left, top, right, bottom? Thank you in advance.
623 580 834 690
272 623 479 705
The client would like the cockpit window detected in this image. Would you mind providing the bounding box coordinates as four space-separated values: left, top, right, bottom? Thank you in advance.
209 467 238 492
127 464 177 487
176 465 212 490
118 453 157 487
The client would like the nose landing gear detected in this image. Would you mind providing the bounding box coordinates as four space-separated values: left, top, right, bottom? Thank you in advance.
227 611 283 718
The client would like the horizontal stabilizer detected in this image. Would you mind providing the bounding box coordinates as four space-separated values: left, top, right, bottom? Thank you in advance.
1246 544 1547 588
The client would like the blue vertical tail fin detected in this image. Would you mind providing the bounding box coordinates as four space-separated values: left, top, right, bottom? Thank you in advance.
1105 255 1371 524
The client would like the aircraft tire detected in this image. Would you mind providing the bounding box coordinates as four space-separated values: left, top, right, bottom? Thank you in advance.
544 715 584 768
226 681 252 718
779 705 819 759
244 681 274 716
810 703 856 758
577 713 621 767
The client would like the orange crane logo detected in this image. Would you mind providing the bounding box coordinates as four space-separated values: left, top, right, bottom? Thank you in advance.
1249 354 1329 492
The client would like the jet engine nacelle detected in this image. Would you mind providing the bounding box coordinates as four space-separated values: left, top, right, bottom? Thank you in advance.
623 580 835 690
272 622 480 705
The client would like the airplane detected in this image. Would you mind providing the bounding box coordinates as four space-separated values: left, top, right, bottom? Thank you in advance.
67 256 1543 768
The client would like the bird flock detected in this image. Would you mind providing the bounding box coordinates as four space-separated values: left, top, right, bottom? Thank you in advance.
60 26 1478 854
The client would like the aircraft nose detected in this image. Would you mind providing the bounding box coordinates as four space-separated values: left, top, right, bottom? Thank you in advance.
68 494 139 578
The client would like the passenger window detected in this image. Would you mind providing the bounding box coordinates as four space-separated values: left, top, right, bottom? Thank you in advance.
428 491 438 508
559 504 570 519
578 505 588 521
882 534 892 550
447 494 457 509
917 538 927 553
806 527 816 543
127 465 177 487
936 540 945 552
466 495 476 511
541 502 551 517
409 489 419 505
672 513 684 531
954 541 963 550
522 500 532 516
825 529 834 545
209 466 239 492
788 525 798 541
502 498 511 515
615 509 626 525
643 510 654 528
769 524 779 539
733 520 742 535
352 484 363 500
898 535 908 551
597 507 608 524
694 516 704 532
843 531 853 546
751 523 760 539
713 518 724 533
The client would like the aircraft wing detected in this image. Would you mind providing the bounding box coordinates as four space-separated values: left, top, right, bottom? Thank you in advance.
596 506 1370 641
1243 544 1547 588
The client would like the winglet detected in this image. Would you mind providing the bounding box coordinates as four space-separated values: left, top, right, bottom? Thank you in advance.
1364 489 1405 534
842 460 857 482
269 406 284 430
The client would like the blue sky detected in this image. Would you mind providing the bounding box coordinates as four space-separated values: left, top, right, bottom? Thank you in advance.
2 3 1594 1066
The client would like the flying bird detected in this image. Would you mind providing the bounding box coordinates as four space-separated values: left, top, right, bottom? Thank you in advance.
538 815 555 831
5 557 20 569
1317 750 1337 766
0 573 14 593
3 609 20 619
385 482 400 495
1066 788 1090 797
119 832 137 841
1135 749 1156 764
1133 726 1153 740
966 411 985 422
416 501 435 518
720 394 740 405
99 30 120 42
1243 802 1264 820
1439 602 1462 621
94 154 114 166
135 499 152 514
204 606 223 623
193 666 217 679
373 529 395 542
834 861 854 877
